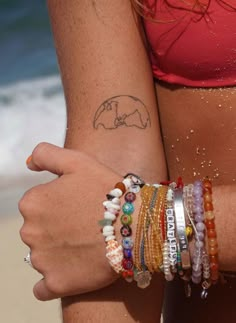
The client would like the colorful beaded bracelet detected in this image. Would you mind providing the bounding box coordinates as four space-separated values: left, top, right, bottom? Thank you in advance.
120 191 137 282
100 174 144 274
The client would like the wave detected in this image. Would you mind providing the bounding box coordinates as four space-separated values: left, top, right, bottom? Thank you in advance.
0 0 57 86
0 75 66 178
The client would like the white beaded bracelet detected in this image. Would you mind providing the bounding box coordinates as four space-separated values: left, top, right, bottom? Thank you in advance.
99 173 144 273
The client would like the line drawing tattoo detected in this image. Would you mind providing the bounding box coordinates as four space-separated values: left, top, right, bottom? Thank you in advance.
93 95 151 130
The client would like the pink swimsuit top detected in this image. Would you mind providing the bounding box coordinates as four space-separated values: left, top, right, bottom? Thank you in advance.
143 0 236 87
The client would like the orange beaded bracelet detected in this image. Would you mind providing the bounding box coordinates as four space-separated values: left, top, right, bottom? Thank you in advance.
203 178 220 284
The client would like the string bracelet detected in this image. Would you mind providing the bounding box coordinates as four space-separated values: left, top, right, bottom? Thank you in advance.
143 185 158 273
138 185 156 271
151 185 168 272
134 184 173 286
133 184 157 288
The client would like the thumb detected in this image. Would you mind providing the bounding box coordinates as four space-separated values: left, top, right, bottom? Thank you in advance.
33 279 58 301
26 142 77 176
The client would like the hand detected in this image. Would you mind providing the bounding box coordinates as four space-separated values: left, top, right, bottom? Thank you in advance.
19 143 121 301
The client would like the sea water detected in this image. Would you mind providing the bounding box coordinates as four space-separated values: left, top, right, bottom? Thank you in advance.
0 0 66 182
0 0 66 214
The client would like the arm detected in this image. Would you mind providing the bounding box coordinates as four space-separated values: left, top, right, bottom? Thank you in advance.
47 0 166 180
46 1 167 322
214 184 236 271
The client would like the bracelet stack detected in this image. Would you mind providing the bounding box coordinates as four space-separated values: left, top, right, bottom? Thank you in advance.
99 174 220 299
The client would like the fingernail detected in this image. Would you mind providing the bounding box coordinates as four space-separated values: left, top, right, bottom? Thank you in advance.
26 155 32 165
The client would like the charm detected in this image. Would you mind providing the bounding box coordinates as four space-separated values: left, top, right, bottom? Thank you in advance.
201 288 208 299
184 282 192 298
134 271 152 289
129 184 140 194
123 173 145 188
201 280 211 299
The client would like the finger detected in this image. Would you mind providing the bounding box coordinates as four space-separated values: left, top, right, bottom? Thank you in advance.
33 279 58 301
26 142 77 175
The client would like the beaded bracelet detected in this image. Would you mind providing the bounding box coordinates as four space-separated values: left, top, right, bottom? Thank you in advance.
133 184 158 288
152 185 168 272
167 189 178 272
163 188 175 281
134 185 156 272
203 178 219 284
191 180 205 285
100 174 144 274
120 191 137 282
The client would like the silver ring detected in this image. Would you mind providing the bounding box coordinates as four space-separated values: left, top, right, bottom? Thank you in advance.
24 251 32 267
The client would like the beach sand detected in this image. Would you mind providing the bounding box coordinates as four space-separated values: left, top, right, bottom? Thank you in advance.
0 174 61 323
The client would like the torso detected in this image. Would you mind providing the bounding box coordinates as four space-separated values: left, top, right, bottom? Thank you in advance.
156 83 236 185
156 83 236 323
142 1 236 320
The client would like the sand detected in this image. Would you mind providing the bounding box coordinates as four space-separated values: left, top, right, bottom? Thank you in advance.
0 174 61 323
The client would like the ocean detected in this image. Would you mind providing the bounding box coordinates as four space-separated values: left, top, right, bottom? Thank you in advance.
0 0 66 184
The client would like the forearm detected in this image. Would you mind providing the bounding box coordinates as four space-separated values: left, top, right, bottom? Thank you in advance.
47 0 166 181
62 277 164 323
213 184 236 271
61 191 164 323
47 1 167 322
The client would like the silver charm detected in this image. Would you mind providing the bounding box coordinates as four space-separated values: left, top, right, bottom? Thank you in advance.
134 271 152 289
201 288 208 299
129 184 140 193
201 280 211 299
24 251 32 267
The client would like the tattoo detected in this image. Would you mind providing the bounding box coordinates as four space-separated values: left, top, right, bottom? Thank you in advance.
93 95 151 130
